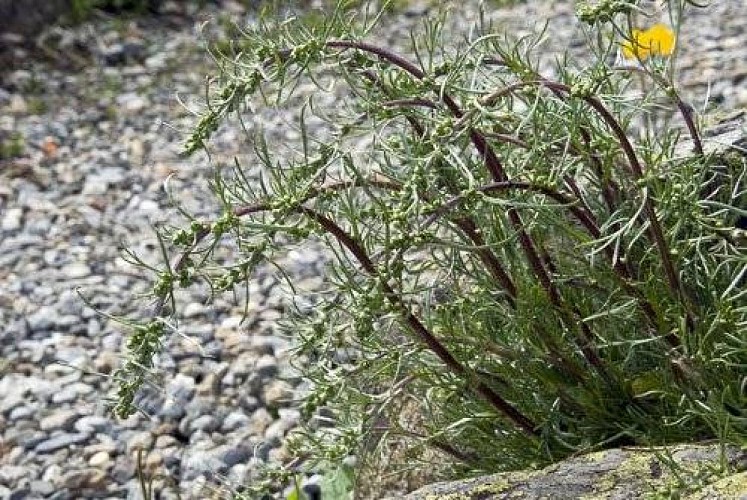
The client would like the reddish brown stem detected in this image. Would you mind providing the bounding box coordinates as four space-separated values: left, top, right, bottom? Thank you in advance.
298 206 538 435
325 40 611 375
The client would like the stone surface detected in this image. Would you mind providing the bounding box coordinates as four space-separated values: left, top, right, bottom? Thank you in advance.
398 444 747 499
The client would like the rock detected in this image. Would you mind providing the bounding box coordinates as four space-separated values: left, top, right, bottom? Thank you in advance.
155 435 178 448
64 262 91 279
50 382 92 404
88 451 111 468
302 477 323 500
227 463 249 484
116 92 148 115
254 354 278 378
262 379 292 408
181 448 224 481
167 373 196 403
74 416 112 434
218 445 251 468
187 415 220 434
268 445 291 464
220 411 250 433
101 40 146 66
9 95 27 114
196 372 220 396
8 488 31 500
130 385 164 416
238 395 260 413
126 431 154 454
93 351 119 375
398 444 747 499
52 382 93 405
159 400 185 420
60 468 107 490
183 302 207 318
16 430 48 451
35 433 90 454
264 419 290 444
1 208 23 231
144 450 164 472
246 408 273 436
8 405 36 422
82 166 128 195
0 465 27 485
29 480 55 496
26 305 58 332
39 409 80 432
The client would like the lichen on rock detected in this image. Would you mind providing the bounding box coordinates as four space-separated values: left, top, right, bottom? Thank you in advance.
397 444 746 499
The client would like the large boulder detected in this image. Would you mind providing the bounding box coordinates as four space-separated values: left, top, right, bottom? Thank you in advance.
398 444 746 499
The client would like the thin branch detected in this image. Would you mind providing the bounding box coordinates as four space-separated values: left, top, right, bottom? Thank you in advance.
483 77 692 336
322 40 614 375
298 206 538 435
356 68 517 299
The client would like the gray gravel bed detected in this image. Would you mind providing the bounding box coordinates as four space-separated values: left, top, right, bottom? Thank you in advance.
0 0 745 499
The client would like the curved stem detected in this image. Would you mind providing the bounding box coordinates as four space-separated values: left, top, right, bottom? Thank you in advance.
485 78 691 330
423 180 680 348
298 206 538 435
357 68 517 299
324 40 615 374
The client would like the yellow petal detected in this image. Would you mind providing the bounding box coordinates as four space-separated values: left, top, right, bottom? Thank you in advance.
646 23 675 56
621 28 650 60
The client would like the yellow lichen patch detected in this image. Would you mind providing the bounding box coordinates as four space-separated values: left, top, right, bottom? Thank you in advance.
469 480 513 498
422 472 533 499
685 471 747 499
582 451 661 498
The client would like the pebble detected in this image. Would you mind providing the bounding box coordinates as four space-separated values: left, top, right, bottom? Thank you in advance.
2 208 24 231
8 405 36 422
116 92 148 114
126 431 154 454
35 433 90 454
155 435 178 448
218 445 252 468
263 380 292 407
9 94 27 114
64 262 92 279
50 383 91 404
16 431 48 451
183 302 207 318
74 416 112 434
246 407 274 436
0 466 27 484
39 410 80 432
255 354 279 378
26 305 58 332
221 411 250 433
60 468 107 490
88 451 111 468
187 415 220 434
30 480 55 496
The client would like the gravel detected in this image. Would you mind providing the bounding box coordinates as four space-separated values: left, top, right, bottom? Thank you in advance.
0 0 745 498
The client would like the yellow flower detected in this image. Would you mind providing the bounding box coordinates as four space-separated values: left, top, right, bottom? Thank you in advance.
621 23 675 61
621 28 649 60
